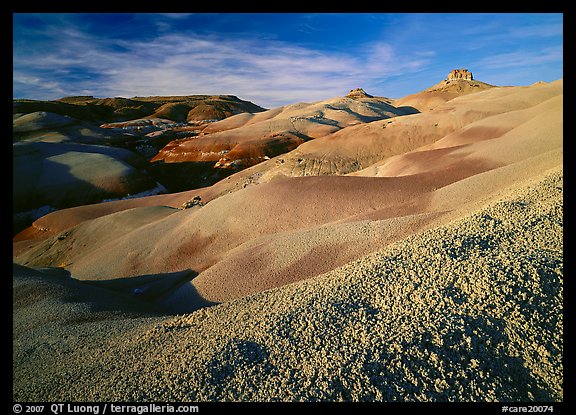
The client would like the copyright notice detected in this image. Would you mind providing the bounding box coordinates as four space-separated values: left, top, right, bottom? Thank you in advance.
12 404 199 415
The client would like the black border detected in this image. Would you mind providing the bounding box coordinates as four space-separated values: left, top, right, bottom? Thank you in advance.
9 1 571 412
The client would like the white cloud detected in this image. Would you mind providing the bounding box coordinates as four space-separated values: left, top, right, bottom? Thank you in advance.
461 16 563 51
13 73 68 97
474 46 563 70
156 13 199 20
508 22 563 38
13 30 431 107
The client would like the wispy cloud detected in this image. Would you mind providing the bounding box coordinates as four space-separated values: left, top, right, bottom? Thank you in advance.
13 13 563 106
508 22 563 38
156 13 199 19
461 16 563 51
13 73 68 96
13 29 430 107
474 46 563 70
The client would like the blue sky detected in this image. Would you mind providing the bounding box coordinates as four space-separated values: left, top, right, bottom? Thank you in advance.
13 13 563 108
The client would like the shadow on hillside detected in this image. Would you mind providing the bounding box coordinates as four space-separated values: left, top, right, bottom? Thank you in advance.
150 160 237 192
14 263 219 321
395 105 420 115
86 268 218 314
13 142 156 236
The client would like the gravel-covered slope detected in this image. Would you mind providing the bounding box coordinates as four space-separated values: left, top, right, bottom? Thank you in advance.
13 167 562 402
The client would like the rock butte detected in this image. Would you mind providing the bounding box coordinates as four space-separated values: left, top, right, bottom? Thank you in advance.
447 68 473 81
346 88 374 99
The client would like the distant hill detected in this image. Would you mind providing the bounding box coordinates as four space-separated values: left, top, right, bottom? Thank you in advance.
393 69 494 112
14 94 266 123
150 89 416 190
12 94 266 233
